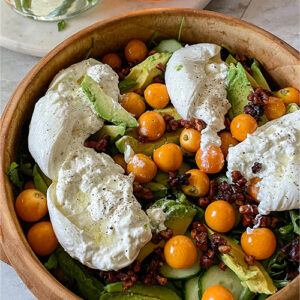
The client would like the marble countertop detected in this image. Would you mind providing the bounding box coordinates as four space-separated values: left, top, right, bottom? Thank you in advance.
0 0 299 298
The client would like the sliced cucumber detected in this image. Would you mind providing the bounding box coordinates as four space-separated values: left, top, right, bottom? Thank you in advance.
199 265 244 300
154 39 183 53
160 258 200 279
185 276 200 300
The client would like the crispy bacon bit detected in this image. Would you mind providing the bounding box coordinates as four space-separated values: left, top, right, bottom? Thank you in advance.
156 63 166 72
198 197 211 208
84 135 110 153
163 114 183 132
244 255 256 265
153 76 164 83
252 162 262 174
235 54 253 74
245 87 273 120
239 204 259 215
281 236 300 263
200 254 214 269
218 245 232 254
180 119 207 132
218 261 227 271
231 171 247 186
138 135 149 143
248 87 272 105
167 171 191 187
159 228 173 241
133 88 144 96
117 67 131 80
133 182 154 200
209 179 219 198
194 119 207 131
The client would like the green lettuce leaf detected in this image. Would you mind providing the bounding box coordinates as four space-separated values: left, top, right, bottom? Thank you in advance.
46 248 104 300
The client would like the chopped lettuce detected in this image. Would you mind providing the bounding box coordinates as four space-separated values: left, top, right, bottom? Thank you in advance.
289 210 300 234
45 248 104 300
7 162 23 193
33 164 51 194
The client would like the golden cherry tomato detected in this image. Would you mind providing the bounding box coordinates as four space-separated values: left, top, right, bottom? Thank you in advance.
230 114 258 141
27 221 58 256
219 131 239 157
181 169 209 197
138 111 166 141
205 200 235 233
153 143 183 172
127 154 157 183
113 154 127 171
195 146 224 174
276 87 300 105
247 177 262 203
101 53 122 71
241 228 276 260
15 189 47 222
164 235 198 269
24 180 35 189
180 128 201 153
144 83 170 109
121 92 146 118
264 96 286 120
124 39 147 63
202 285 234 300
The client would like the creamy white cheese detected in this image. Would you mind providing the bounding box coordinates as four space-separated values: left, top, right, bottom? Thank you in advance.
227 111 300 215
165 43 230 150
28 59 119 179
146 207 167 233
48 147 151 271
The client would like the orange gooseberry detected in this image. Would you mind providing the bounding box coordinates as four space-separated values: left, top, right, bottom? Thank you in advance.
24 180 35 189
241 228 276 260
144 83 170 109
138 111 166 141
264 96 286 120
205 200 235 233
101 53 122 71
27 221 58 256
153 143 182 172
276 87 299 105
230 114 258 141
15 189 47 222
195 146 224 174
180 128 201 153
219 131 239 157
126 154 157 183
202 285 234 300
124 39 148 63
164 235 198 269
247 177 262 203
113 154 127 171
181 169 209 197
121 92 146 118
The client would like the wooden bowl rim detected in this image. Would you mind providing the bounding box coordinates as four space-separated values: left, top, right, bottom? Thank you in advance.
0 7 299 300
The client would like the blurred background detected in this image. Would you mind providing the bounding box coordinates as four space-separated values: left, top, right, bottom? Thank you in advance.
0 0 299 299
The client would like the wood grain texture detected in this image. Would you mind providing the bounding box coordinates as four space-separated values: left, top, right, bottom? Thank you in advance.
0 8 299 300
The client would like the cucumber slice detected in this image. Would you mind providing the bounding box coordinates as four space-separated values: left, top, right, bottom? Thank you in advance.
154 39 183 53
160 258 201 279
199 265 244 300
185 276 200 300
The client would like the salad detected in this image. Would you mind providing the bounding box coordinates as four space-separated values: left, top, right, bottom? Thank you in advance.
7 28 300 300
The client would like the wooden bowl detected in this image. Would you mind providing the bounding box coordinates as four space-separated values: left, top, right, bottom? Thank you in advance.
0 8 299 300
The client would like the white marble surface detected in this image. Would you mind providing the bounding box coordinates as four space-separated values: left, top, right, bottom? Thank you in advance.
0 0 210 57
0 0 299 299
